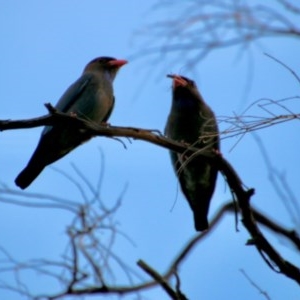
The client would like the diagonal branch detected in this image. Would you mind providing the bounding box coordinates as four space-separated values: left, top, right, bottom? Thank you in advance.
217 157 300 284
137 260 188 300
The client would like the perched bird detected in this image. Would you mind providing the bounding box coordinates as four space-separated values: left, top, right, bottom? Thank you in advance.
165 74 219 231
15 57 127 189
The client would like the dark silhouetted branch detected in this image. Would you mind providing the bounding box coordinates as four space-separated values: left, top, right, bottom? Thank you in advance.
1 106 300 297
217 157 300 284
137 260 188 300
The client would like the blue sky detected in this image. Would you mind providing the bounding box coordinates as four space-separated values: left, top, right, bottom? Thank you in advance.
1 1 300 299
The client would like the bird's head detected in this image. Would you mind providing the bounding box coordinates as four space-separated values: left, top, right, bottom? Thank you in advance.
84 57 128 80
167 74 200 100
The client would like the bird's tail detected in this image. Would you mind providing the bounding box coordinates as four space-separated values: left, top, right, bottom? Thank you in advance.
193 213 209 231
15 163 45 189
192 205 209 231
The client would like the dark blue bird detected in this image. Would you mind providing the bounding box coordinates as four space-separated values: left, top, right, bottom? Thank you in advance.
165 74 220 231
15 57 127 189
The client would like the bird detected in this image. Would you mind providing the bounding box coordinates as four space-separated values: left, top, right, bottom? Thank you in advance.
15 56 127 189
165 74 220 231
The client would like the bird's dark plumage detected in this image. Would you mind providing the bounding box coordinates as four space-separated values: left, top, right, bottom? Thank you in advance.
15 57 127 189
165 74 220 231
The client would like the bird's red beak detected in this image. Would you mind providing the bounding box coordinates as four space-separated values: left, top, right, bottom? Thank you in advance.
167 74 187 87
108 59 128 68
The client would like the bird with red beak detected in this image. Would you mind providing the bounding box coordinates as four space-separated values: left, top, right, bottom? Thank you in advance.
165 74 220 231
15 57 127 189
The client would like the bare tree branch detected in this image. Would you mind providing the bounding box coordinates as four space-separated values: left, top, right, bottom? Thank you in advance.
218 157 300 284
1 100 300 297
132 0 300 66
137 260 188 300
264 52 300 84
0 190 299 298
240 269 271 300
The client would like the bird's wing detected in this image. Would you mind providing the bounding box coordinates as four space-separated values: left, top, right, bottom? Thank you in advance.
55 73 93 113
42 74 93 136
171 150 217 201
102 96 115 122
170 151 190 190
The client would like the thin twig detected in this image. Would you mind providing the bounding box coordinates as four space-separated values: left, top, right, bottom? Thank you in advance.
264 52 300 84
240 269 271 300
137 260 187 300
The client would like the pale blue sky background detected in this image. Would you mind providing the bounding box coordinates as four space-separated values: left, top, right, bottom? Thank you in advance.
0 1 300 299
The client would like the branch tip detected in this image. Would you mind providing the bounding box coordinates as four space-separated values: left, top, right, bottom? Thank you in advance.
44 103 57 114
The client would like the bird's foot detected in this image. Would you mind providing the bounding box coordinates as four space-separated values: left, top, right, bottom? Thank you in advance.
100 121 110 127
213 148 222 156
69 112 77 117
